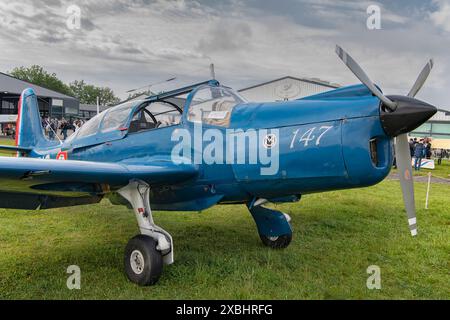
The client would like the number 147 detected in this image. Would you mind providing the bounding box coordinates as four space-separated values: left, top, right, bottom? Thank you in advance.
290 126 333 149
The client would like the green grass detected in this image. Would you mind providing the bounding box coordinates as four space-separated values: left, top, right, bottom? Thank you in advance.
0 138 15 157
415 160 450 179
0 180 449 300
391 159 450 180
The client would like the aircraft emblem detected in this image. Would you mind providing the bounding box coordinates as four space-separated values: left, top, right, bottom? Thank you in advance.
263 134 277 149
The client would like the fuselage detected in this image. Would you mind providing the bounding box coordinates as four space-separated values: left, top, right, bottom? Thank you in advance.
27 84 394 211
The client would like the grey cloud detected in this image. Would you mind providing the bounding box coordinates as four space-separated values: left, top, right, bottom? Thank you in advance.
0 0 448 110
197 21 252 53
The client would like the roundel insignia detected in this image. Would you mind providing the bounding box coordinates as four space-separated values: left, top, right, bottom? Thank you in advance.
263 133 277 149
56 151 68 160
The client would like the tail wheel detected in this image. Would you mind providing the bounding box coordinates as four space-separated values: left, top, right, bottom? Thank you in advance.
124 235 163 286
259 234 292 249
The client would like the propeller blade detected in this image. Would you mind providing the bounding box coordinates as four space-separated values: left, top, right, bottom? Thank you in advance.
407 59 434 98
395 134 417 236
335 45 398 111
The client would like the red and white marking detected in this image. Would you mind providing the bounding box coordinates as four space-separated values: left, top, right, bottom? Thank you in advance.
14 94 23 157
56 151 68 160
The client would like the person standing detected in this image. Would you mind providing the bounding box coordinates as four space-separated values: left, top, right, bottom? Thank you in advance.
437 148 443 165
414 139 425 171
60 119 68 140
409 138 415 157
425 138 432 159
74 120 82 132
48 120 56 140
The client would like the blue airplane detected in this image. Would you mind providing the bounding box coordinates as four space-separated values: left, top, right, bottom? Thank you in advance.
0 47 437 285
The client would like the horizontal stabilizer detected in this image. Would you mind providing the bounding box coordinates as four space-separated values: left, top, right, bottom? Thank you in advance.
0 145 32 153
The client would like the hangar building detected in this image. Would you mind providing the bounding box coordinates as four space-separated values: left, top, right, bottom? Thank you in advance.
78 104 110 120
238 76 340 102
0 72 79 121
411 108 450 149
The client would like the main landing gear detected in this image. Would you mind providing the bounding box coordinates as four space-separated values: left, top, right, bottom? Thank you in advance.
117 182 292 285
118 180 173 286
247 199 293 249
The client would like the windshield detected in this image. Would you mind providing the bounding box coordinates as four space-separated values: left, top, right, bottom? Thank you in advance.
101 101 137 133
75 112 105 139
187 86 246 127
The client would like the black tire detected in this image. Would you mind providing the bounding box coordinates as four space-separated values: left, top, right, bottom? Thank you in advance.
259 234 292 249
124 235 163 286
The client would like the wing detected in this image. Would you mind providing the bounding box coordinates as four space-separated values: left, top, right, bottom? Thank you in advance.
0 156 198 197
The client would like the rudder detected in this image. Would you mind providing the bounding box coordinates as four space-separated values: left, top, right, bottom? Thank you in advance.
15 88 57 152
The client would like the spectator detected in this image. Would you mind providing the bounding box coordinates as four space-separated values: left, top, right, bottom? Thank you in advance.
413 139 425 171
75 120 83 132
60 119 69 140
437 148 444 165
409 138 415 157
425 138 432 159
47 120 56 140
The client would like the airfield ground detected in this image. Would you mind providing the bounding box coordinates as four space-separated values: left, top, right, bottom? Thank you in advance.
0 138 448 299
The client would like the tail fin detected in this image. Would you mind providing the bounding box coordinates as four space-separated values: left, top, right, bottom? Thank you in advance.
15 88 57 151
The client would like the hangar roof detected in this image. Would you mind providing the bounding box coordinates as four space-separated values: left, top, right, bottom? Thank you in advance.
0 71 77 100
431 109 450 122
239 76 341 92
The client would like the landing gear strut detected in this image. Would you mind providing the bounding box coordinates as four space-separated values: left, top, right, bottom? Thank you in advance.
118 180 173 286
247 199 293 249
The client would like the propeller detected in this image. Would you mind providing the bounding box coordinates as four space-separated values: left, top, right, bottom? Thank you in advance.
395 60 434 236
336 45 436 236
407 60 434 98
335 46 397 111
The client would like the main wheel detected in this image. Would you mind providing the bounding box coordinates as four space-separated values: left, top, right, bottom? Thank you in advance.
259 233 292 249
124 235 163 286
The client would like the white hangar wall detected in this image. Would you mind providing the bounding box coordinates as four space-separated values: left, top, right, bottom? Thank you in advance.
238 76 340 103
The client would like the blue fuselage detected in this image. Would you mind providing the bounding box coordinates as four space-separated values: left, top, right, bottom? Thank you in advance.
29 85 394 211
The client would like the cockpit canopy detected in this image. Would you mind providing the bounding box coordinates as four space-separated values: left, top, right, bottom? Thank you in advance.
66 83 246 144
187 85 246 127
76 101 136 139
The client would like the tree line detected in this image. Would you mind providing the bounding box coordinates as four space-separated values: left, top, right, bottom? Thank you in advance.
9 65 121 106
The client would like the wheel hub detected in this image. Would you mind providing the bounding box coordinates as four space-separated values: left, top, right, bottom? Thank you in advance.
130 250 145 275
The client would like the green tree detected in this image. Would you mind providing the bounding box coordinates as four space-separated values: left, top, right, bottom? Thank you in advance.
126 90 152 101
69 80 120 106
9 65 74 97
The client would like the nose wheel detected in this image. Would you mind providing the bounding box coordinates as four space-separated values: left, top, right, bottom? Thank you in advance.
119 180 174 286
124 235 163 286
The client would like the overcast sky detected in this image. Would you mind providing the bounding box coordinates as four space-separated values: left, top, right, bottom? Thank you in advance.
0 0 449 109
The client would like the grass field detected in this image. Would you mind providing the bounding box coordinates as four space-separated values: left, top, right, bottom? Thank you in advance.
0 137 15 157
0 137 449 299
392 160 450 180
0 180 449 299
